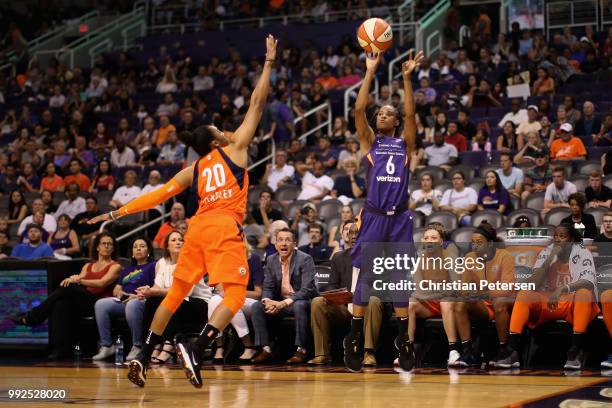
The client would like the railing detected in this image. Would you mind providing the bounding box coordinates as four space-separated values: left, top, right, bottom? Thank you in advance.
601 0 612 28
545 0 599 40
99 209 170 242
28 10 101 53
344 77 379 121
394 0 416 46
0 62 16 78
459 25 471 47
388 48 414 90
414 0 450 58
248 102 332 172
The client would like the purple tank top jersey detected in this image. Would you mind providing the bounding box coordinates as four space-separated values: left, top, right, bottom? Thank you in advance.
362 135 409 212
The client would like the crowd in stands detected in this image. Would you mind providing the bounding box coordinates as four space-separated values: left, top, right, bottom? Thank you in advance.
1 2 612 368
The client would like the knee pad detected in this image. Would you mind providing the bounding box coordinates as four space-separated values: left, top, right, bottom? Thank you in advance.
160 277 193 313
220 283 246 315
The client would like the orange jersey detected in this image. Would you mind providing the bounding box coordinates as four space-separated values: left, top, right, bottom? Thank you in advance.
193 146 248 222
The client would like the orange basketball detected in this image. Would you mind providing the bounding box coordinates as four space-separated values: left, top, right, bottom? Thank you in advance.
357 17 393 53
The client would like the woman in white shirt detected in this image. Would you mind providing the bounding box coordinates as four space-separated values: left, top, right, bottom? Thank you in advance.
138 230 211 364
409 173 442 217
155 67 178 94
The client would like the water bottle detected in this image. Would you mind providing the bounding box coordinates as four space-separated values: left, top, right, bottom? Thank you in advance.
115 336 124 365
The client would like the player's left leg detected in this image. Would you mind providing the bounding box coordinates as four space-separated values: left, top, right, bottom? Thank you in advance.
564 289 598 370
489 299 513 368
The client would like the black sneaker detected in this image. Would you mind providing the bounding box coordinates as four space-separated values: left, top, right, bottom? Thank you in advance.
492 348 520 369
454 347 480 367
127 359 147 388
563 347 584 370
343 332 364 373
176 342 203 388
394 335 415 372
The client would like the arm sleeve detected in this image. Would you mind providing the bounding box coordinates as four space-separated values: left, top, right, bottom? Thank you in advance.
118 178 185 217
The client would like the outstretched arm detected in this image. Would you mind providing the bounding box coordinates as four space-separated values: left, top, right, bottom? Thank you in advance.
355 53 380 153
87 166 194 224
402 50 424 153
232 35 277 149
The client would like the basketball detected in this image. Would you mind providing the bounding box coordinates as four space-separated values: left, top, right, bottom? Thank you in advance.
357 17 393 53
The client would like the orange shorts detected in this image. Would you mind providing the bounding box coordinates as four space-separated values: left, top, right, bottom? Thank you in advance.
173 212 249 287
420 300 442 317
526 292 600 329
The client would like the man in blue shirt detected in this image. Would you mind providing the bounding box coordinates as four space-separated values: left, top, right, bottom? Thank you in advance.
11 224 54 260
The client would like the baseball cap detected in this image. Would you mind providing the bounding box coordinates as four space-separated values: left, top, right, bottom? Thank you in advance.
559 123 573 133
527 105 539 112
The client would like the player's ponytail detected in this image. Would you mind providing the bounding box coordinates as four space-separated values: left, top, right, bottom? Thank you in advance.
179 125 216 157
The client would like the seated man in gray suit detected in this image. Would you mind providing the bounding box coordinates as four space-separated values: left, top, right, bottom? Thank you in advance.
252 228 318 364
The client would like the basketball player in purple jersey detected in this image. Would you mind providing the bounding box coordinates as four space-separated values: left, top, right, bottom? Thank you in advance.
344 50 424 372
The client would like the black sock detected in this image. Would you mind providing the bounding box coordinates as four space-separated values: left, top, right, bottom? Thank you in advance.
571 333 584 350
351 316 364 335
195 323 220 351
461 339 473 353
140 330 163 366
397 317 408 340
507 333 520 351
449 342 461 353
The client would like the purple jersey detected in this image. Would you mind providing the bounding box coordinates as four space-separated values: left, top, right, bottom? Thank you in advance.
363 135 409 212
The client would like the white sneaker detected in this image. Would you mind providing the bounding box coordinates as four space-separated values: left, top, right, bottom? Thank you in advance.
447 350 461 367
92 345 115 361
126 346 141 361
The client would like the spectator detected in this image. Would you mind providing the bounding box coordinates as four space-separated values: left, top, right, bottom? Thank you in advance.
457 109 477 140
315 64 339 91
338 136 361 167
110 170 141 209
55 183 86 220
585 171 612 208
0 164 19 194
542 167 577 215
467 79 501 109
594 113 612 146
418 77 436 104
409 173 442 217
308 221 358 365
539 115 554 143
155 115 177 148
497 121 518 152
330 117 352 146
92 238 156 361
48 214 80 259
139 230 211 364
41 190 57 214
297 159 334 203
478 170 511 215
498 99 527 128
89 159 115 193
496 153 523 195
40 162 65 193
575 101 601 139
140 170 165 218
251 190 284 229
251 228 317 364
262 149 295 192
270 90 296 145
156 94 179 117
7 190 29 226
514 132 548 164
429 112 449 142
439 171 478 226
10 232 121 359
531 67 555 96
317 136 339 172
330 158 365 204
298 223 331 264
110 137 136 168
444 122 468 152
521 151 553 204
471 128 492 152
151 201 184 247
338 65 361 88
132 116 158 156
550 123 587 161
0 230 12 259
424 133 458 171
561 193 597 239
192 66 214 92
155 67 178 94
52 141 71 169
209 242 263 363
11 223 54 259
17 162 40 193
19 212 50 244
517 106 542 148
63 159 91 192
595 212 612 245
292 203 323 247
18 198 57 236
562 95 581 124
157 130 186 165
328 205 355 253
71 195 102 250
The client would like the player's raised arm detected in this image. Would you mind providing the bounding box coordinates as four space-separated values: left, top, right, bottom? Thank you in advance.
232 35 277 149
87 166 194 224
401 50 424 153
355 53 379 153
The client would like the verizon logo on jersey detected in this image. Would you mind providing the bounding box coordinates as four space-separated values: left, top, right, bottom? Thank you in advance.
376 175 401 183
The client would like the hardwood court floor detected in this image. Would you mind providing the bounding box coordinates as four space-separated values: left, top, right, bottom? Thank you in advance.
0 363 610 407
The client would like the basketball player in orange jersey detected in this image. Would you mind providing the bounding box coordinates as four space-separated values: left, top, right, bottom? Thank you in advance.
88 35 277 388
494 224 599 370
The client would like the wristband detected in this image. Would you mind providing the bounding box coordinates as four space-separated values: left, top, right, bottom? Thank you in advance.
109 211 117 221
